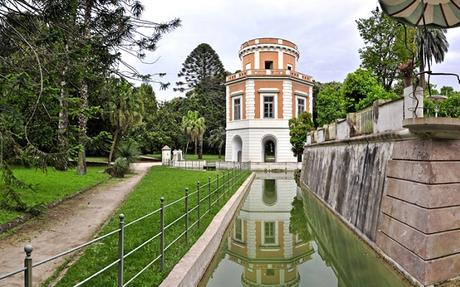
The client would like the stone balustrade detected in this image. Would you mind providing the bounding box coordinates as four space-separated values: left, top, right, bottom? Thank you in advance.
226 69 312 82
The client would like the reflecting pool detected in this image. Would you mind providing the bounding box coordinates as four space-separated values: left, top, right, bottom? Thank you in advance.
199 173 412 287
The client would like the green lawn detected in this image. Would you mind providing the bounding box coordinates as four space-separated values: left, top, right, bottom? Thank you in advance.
148 153 224 161
0 167 109 225
86 156 109 163
53 166 250 287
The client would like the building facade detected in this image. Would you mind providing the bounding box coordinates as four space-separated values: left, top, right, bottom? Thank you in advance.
225 38 314 163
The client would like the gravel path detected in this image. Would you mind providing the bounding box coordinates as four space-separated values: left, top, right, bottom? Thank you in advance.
0 162 159 287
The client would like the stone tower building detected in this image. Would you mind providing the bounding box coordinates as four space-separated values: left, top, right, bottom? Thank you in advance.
225 38 314 163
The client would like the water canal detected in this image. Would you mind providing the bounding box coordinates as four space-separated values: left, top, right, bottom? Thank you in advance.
199 173 411 287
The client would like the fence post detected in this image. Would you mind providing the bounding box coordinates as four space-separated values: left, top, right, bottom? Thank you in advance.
216 174 219 204
224 170 227 197
226 170 229 195
197 181 200 229
208 177 211 212
160 197 165 270
117 214 125 287
185 188 189 245
24 245 32 287
231 169 233 190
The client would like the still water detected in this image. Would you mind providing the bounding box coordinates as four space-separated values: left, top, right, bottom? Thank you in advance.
199 173 411 287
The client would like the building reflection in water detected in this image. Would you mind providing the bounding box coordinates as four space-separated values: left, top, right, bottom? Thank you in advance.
202 174 412 287
225 176 314 287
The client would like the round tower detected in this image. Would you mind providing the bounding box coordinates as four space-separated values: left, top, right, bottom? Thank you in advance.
225 38 313 164
239 38 299 72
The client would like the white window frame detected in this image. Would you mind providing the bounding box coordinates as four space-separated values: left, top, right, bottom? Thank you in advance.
245 63 251 71
260 93 278 119
233 96 242 121
261 221 278 246
287 64 293 71
295 95 306 117
233 217 244 243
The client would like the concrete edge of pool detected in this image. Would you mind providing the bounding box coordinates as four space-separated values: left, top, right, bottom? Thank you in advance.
159 172 256 287
299 177 424 287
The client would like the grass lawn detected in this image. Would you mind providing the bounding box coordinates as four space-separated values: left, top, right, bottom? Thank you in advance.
0 167 109 225
53 166 250 287
86 156 109 163
148 153 224 161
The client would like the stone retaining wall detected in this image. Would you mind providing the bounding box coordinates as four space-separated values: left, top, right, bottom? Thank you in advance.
301 136 460 286
376 139 460 286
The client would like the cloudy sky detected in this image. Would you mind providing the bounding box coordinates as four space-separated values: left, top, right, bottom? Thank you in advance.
123 0 460 101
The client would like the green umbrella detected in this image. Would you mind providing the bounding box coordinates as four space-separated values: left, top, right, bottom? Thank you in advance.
379 0 460 28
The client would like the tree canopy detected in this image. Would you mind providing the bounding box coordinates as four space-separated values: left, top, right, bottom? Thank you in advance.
289 112 314 161
315 82 347 127
0 0 180 209
356 8 449 91
342 68 398 112
175 43 226 93
356 8 413 90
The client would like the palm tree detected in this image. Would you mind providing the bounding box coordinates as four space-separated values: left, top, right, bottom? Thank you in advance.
105 80 144 165
196 116 206 159
181 111 206 159
208 127 226 159
416 27 449 88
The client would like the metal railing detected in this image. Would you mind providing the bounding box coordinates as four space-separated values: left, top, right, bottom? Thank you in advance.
0 166 251 287
165 160 250 171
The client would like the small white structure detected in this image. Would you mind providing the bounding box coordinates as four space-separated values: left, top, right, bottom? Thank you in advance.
161 145 171 165
176 149 183 161
225 38 314 163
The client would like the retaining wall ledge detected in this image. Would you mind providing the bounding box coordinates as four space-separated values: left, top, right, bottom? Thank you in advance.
305 128 416 148
159 173 256 287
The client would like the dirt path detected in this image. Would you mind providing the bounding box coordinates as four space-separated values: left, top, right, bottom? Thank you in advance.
0 162 159 287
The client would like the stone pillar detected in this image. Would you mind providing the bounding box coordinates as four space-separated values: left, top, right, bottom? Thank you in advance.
247 220 256 259
282 80 292 120
246 80 255 120
403 86 424 119
376 139 460 285
161 145 171 165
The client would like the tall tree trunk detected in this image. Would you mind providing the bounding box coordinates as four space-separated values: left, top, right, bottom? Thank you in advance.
76 0 94 175
198 136 203 159
108 129 120 166
419 62 426 89
184 139 189 160
76 82 88 175
194 140 197 156
419 42 427 89
56 41 69 171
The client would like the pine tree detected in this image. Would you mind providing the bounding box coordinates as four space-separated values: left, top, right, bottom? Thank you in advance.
175 43 227 153
175 43 226 92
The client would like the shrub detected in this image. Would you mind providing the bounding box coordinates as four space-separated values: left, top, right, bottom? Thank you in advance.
115 139 140 163
110 157 130 178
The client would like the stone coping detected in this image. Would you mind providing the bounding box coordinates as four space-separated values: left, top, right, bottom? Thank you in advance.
159 173 256 287
306 129 417 148
403 118 460 139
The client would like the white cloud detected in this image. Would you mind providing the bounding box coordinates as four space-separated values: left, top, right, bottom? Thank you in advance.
125 0 460 100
